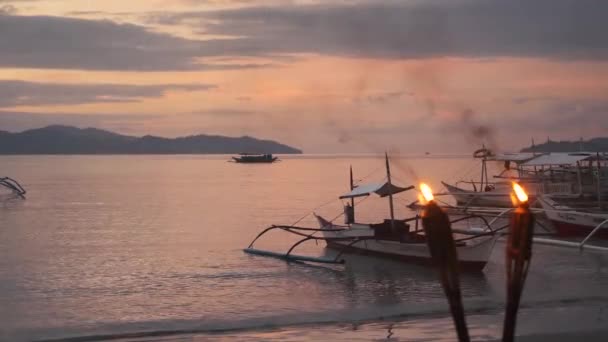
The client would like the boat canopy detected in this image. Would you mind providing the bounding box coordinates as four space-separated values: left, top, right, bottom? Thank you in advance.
339 182 414 199
489 152 538 163
522 153 599 166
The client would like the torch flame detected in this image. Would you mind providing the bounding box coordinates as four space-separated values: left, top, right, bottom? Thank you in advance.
512 182 528 203
420 183 434 204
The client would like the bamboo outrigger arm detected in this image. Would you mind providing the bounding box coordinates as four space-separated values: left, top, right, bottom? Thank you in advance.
244 224 350 264
0 177 26 198
246 224 347 248
579 218 608 250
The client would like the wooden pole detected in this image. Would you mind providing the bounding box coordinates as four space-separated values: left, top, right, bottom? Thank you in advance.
350 165 355 222
480 147 485 191
597 153 602 209
385 152 396 233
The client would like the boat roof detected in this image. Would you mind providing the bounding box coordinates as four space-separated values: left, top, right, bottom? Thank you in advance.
522 152 602 166
489 152 539 163
339 182 414 199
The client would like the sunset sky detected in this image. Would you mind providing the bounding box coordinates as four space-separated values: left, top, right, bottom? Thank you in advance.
1 0 607 153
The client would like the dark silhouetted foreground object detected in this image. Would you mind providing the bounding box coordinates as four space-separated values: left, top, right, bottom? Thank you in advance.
421 200 470 342
503 197 535 342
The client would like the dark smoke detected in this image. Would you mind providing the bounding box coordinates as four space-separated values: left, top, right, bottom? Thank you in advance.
460 108 499 152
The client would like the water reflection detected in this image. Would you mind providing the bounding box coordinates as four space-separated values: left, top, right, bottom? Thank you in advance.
299 249 492 313
1 155 607 341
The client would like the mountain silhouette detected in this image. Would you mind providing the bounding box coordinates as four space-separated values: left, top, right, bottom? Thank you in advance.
0 125 302 154
520 137 608 153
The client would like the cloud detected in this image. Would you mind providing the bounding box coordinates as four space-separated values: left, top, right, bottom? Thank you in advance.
0 4 16 14
0 80 216 107
157 0 608 61
0 0 39 3
5 0 606 71
0 14 275 70
511 96 559 105
354 91 410 105
189 108 258 117
442 99 608 148
0 110 164 133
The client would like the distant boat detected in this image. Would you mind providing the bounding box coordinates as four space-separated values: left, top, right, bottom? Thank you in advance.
231 153 278 163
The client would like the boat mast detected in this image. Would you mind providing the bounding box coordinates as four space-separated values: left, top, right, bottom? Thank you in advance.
597 153 602 208
385 152 396 232
350 165 355 221
480 144 487 192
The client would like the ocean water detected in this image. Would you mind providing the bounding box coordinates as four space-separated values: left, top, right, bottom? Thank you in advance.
1 155 608 341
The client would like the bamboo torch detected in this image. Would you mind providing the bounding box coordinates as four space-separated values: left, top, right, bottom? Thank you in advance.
502 182 535 342
419 183 470 342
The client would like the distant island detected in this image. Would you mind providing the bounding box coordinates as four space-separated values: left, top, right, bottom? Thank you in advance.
0 125 302 155
520 137 608 153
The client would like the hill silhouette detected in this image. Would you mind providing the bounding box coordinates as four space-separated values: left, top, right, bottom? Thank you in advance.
0 125 302 154
520 137 608 153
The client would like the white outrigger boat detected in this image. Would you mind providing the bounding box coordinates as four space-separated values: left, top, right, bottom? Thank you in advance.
0 176 26 198
245 154 498 272
442 149 608 208
441 149 538 208
539 195 608 240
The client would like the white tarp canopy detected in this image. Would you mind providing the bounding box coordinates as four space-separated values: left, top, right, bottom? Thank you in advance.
339 182 414 199
490 153 539 163
522 153 596 166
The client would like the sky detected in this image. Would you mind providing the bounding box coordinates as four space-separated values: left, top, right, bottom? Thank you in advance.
1 0 607 153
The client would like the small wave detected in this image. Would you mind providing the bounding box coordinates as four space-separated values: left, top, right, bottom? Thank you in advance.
31 294 608 342
31 299 491 342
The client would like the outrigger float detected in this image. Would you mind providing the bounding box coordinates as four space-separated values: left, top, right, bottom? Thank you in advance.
0 177 26 198
244 154 500 271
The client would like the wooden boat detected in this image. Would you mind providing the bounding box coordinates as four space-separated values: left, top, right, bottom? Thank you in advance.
232 153 278 163
538 195 608 240
245 154 498 272
0 177 26 198
313 215 497 272
441 181 520 208
442 150 608 208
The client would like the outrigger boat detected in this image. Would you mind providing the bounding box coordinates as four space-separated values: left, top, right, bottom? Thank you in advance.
245 154 499 272
231 153 278 163
539 195 608 240
441 149 538 208
0 176 26 198
442 149 608 208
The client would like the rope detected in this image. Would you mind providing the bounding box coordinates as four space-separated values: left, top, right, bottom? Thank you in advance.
354 166 383 185
444 159 480 189
289 196 341 226
329 196 370 223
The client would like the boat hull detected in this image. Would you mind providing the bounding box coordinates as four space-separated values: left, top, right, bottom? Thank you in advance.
539 196 608 239
441 181 515 208
325 240 490 272
233 157 278 163
551 222 608 239
317 219 497 272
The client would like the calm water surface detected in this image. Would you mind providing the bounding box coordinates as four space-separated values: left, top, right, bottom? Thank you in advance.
1 155 607 341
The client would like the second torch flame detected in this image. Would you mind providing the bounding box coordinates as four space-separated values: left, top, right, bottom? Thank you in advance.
420 183 434 204
512 182 528 205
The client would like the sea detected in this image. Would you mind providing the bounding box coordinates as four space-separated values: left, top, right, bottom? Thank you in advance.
1 155 608 341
